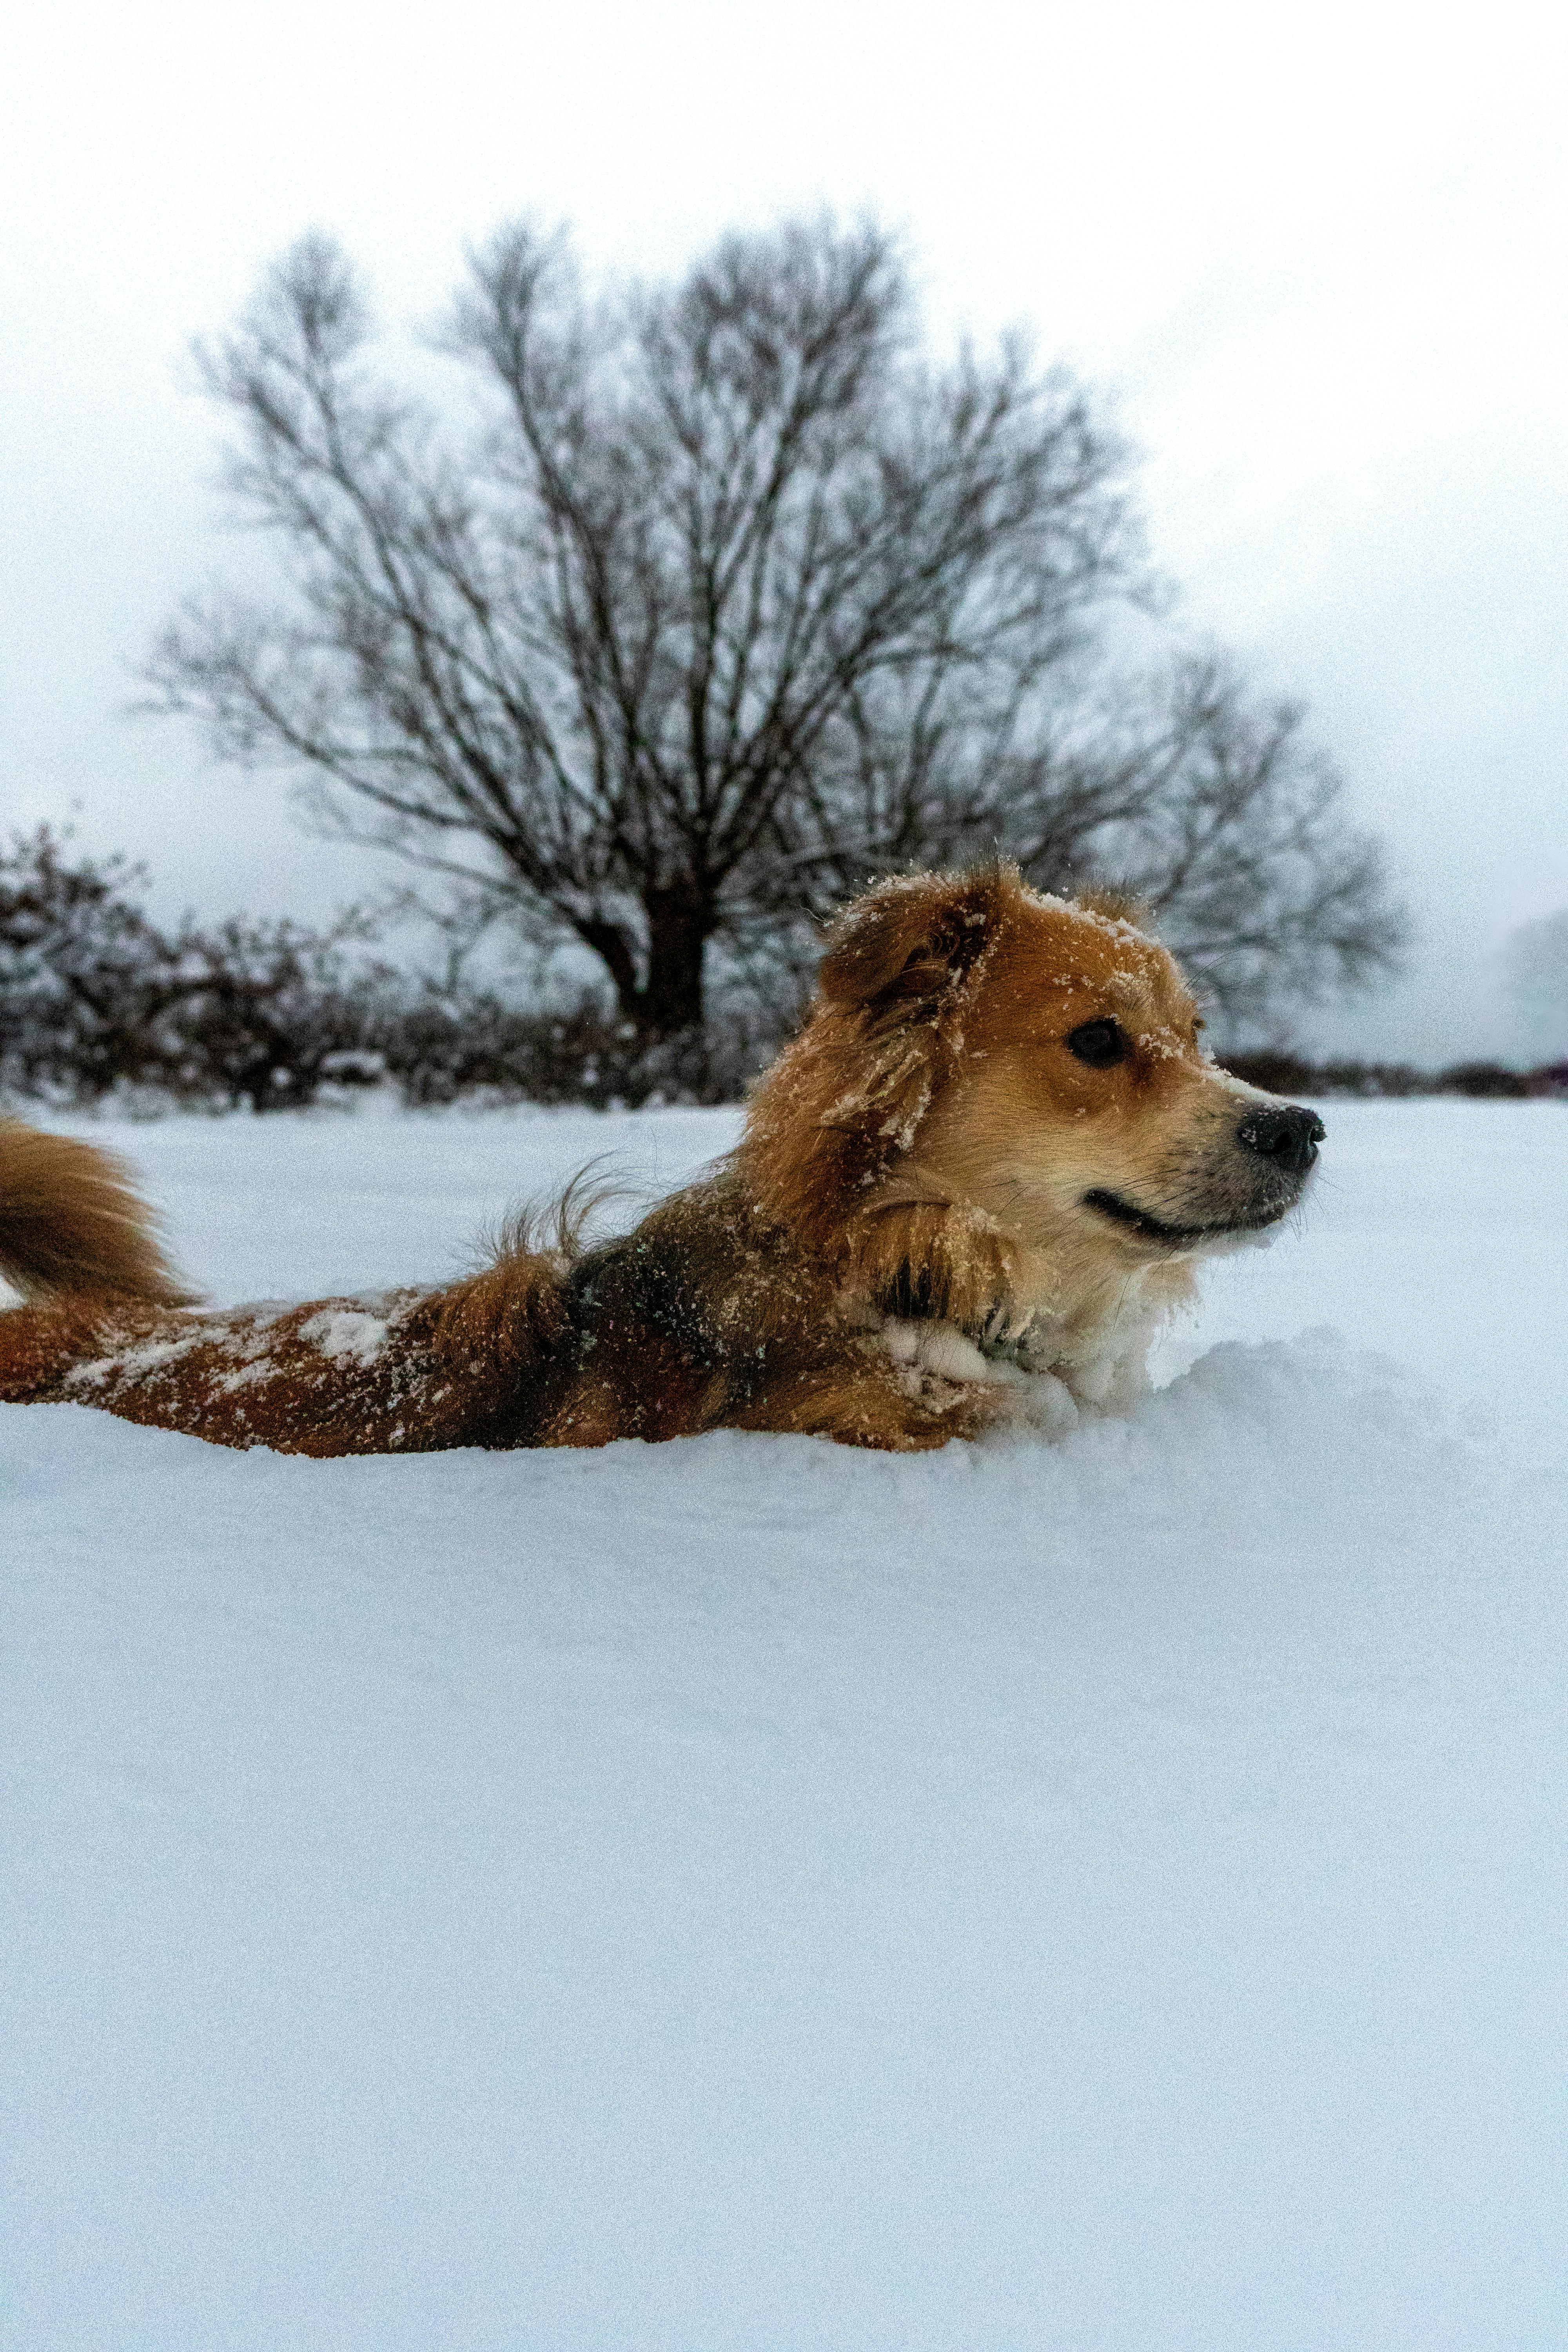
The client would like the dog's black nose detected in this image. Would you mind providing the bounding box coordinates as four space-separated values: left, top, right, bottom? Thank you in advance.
1236 1103 1325 1176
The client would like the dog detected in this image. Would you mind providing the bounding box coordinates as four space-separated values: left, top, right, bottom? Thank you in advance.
0 865 1323 1454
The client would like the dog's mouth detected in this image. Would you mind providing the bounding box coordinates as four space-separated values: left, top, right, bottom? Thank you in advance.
1081 1188 1289 1247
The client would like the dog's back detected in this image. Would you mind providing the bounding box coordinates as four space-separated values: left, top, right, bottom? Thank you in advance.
0 1121 578 1450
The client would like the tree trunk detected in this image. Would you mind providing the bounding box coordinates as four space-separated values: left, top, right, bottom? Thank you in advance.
573 884 715 1039
574 916 643 1026
639 881 713 1038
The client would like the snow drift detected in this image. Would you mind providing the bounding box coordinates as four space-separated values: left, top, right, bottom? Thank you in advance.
4 1100 1565 2350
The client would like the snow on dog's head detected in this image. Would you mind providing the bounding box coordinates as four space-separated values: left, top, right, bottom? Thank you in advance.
740 863 1323 1322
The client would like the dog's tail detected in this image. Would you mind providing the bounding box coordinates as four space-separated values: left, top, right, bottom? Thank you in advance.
0 1120 199 1307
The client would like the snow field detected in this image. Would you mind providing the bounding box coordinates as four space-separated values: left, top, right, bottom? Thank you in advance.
3 1099 1566 2349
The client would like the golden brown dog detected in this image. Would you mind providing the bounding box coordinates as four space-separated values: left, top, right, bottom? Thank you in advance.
0 866 1323 1454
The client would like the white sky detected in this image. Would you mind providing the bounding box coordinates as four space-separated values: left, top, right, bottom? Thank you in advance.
4 0 1564 1057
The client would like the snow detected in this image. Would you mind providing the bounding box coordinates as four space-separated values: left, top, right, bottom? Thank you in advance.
4 1098 1566 2350
296 1305 393 1365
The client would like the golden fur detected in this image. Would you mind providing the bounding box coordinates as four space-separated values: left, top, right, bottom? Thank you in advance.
0 866 1321 1454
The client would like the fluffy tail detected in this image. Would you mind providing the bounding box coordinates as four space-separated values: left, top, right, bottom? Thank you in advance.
0 1121 199 1306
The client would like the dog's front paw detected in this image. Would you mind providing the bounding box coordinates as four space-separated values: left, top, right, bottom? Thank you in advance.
929 1210 1022 1338
848 1199 1022 1340
883 1316 992 1385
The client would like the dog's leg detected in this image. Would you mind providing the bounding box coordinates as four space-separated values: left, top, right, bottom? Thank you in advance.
841 1197 1023 1338
725 1344 1009 1450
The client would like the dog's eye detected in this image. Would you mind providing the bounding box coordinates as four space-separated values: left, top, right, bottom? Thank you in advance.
1064 1018 1128 1069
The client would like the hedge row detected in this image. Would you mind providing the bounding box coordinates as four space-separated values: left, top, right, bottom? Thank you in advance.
1221 1052 1568 1102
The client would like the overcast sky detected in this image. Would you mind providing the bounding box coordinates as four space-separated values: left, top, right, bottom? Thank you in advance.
4 0 1564 1057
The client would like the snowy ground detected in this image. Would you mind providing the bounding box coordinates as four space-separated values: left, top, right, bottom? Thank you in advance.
4 1099 1566 2351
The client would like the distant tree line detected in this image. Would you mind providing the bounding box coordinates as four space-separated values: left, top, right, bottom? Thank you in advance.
1222 1049 1567 1103
3 828 1559 1114
0 826 763 1110
145 214 1406 1040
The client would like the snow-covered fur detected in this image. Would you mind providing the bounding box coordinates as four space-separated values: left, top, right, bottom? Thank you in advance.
0 867 1321 1454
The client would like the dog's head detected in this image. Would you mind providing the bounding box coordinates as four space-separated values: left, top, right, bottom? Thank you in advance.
742 865 1323 1289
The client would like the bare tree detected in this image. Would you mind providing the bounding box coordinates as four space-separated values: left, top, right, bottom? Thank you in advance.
148 217 1406 1040
147 219 1144 1037
1084 661 1405 1024
744 650 1404 1028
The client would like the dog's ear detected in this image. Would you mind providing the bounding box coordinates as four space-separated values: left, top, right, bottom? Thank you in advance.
819 867 1018 1010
